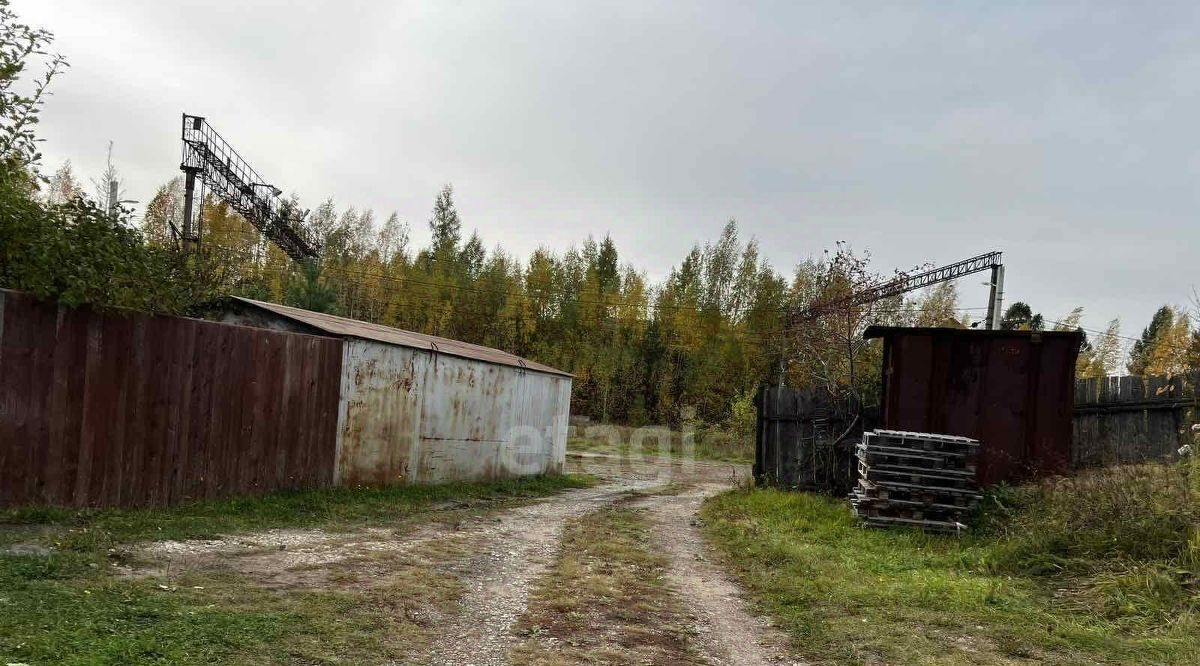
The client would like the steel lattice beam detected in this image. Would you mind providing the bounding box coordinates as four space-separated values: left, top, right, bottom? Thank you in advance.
180 114 320 261
796 251 1002 322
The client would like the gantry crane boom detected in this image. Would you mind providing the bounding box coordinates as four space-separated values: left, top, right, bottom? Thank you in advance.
178 114 320 261
796 251 1005 329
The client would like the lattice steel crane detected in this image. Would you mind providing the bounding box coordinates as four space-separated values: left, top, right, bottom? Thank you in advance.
774 250 1006 388
795 251 1006 329
178 114 320 261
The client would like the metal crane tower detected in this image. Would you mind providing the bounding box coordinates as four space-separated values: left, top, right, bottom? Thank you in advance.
796 251 1006 329
178 114 320 261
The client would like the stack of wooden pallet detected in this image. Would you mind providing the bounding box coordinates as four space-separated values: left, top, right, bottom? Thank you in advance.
850 429 981 533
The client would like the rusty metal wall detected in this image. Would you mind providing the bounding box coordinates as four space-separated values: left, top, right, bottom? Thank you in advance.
0 290 343 507
868 327 1082 487
335 339 570 486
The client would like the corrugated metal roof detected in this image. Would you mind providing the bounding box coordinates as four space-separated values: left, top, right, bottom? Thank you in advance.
232 297 572 378
863 325 1084 341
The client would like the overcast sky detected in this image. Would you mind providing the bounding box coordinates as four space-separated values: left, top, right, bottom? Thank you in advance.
17 0 1200 341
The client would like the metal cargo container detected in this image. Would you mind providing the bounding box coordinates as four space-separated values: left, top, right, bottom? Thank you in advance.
221 298 572 485
863 326 1083 487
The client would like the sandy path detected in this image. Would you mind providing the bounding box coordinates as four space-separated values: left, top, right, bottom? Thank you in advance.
635 485 805 666
413 477 658 666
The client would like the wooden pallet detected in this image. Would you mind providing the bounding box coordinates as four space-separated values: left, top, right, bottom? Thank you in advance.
851 490 976 513
852 430 982 534
857 476 982 500
865 430 980 456
855 444 978 472
855 453 977 478
854 506 964 525
858 461 978 489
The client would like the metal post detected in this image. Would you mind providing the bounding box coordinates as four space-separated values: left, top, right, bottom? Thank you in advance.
985 264 1006 330
753 386 764 483
196 177 206 249
181 168 198 253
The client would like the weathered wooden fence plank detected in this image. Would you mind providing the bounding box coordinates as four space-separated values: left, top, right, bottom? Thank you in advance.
1072 371 1196 467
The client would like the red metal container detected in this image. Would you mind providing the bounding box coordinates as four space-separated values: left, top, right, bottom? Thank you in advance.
863 326 1083 487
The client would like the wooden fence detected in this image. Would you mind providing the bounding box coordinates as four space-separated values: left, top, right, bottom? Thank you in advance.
0 290 344 507
754 386 866 494
1072 373 1197 467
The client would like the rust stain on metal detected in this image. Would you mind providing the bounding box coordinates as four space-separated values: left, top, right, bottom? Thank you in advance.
863 326 1082 487
334 340 570 487
0 289 343 508
221 297 572 488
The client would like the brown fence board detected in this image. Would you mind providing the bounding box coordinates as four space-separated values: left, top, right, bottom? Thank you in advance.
0 290 343 508
271 335 295 489
753 385 861 494
1072 372 1196 467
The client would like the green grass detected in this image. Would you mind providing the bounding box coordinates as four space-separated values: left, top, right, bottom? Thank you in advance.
0 474 593 548
701 461 1200 665
568 423 752 463
0 474 592 665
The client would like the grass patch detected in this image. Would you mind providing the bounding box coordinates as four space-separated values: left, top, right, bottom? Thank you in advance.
0 474 592 665
701 461 1200 665
0 473 593 548
511 505 701 665
981 461 1199 630
568 423 751 463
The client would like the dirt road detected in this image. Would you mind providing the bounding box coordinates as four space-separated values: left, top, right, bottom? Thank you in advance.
134 453 802 665
634 484 800 666
416 453 801 665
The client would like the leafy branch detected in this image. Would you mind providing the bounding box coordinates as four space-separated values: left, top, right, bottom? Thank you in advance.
0 0 69 174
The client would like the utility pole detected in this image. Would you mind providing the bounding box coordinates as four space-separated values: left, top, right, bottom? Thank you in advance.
984 264 1006 330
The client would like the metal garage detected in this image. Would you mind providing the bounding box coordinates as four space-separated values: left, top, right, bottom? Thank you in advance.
221 298 573 486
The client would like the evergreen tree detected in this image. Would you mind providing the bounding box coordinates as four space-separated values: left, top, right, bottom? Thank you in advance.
1000 302 1043 330
426 184 461 269
284 261 338 314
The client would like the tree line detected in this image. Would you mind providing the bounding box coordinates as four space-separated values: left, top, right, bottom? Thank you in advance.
999 300 1200 378
35 157 984 427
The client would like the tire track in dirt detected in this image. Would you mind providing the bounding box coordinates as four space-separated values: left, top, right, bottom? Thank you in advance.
412 454 754 665
131 455 790 665
415 455 800 666
416 453 801 666
412 478 659 666
633 485 805 666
